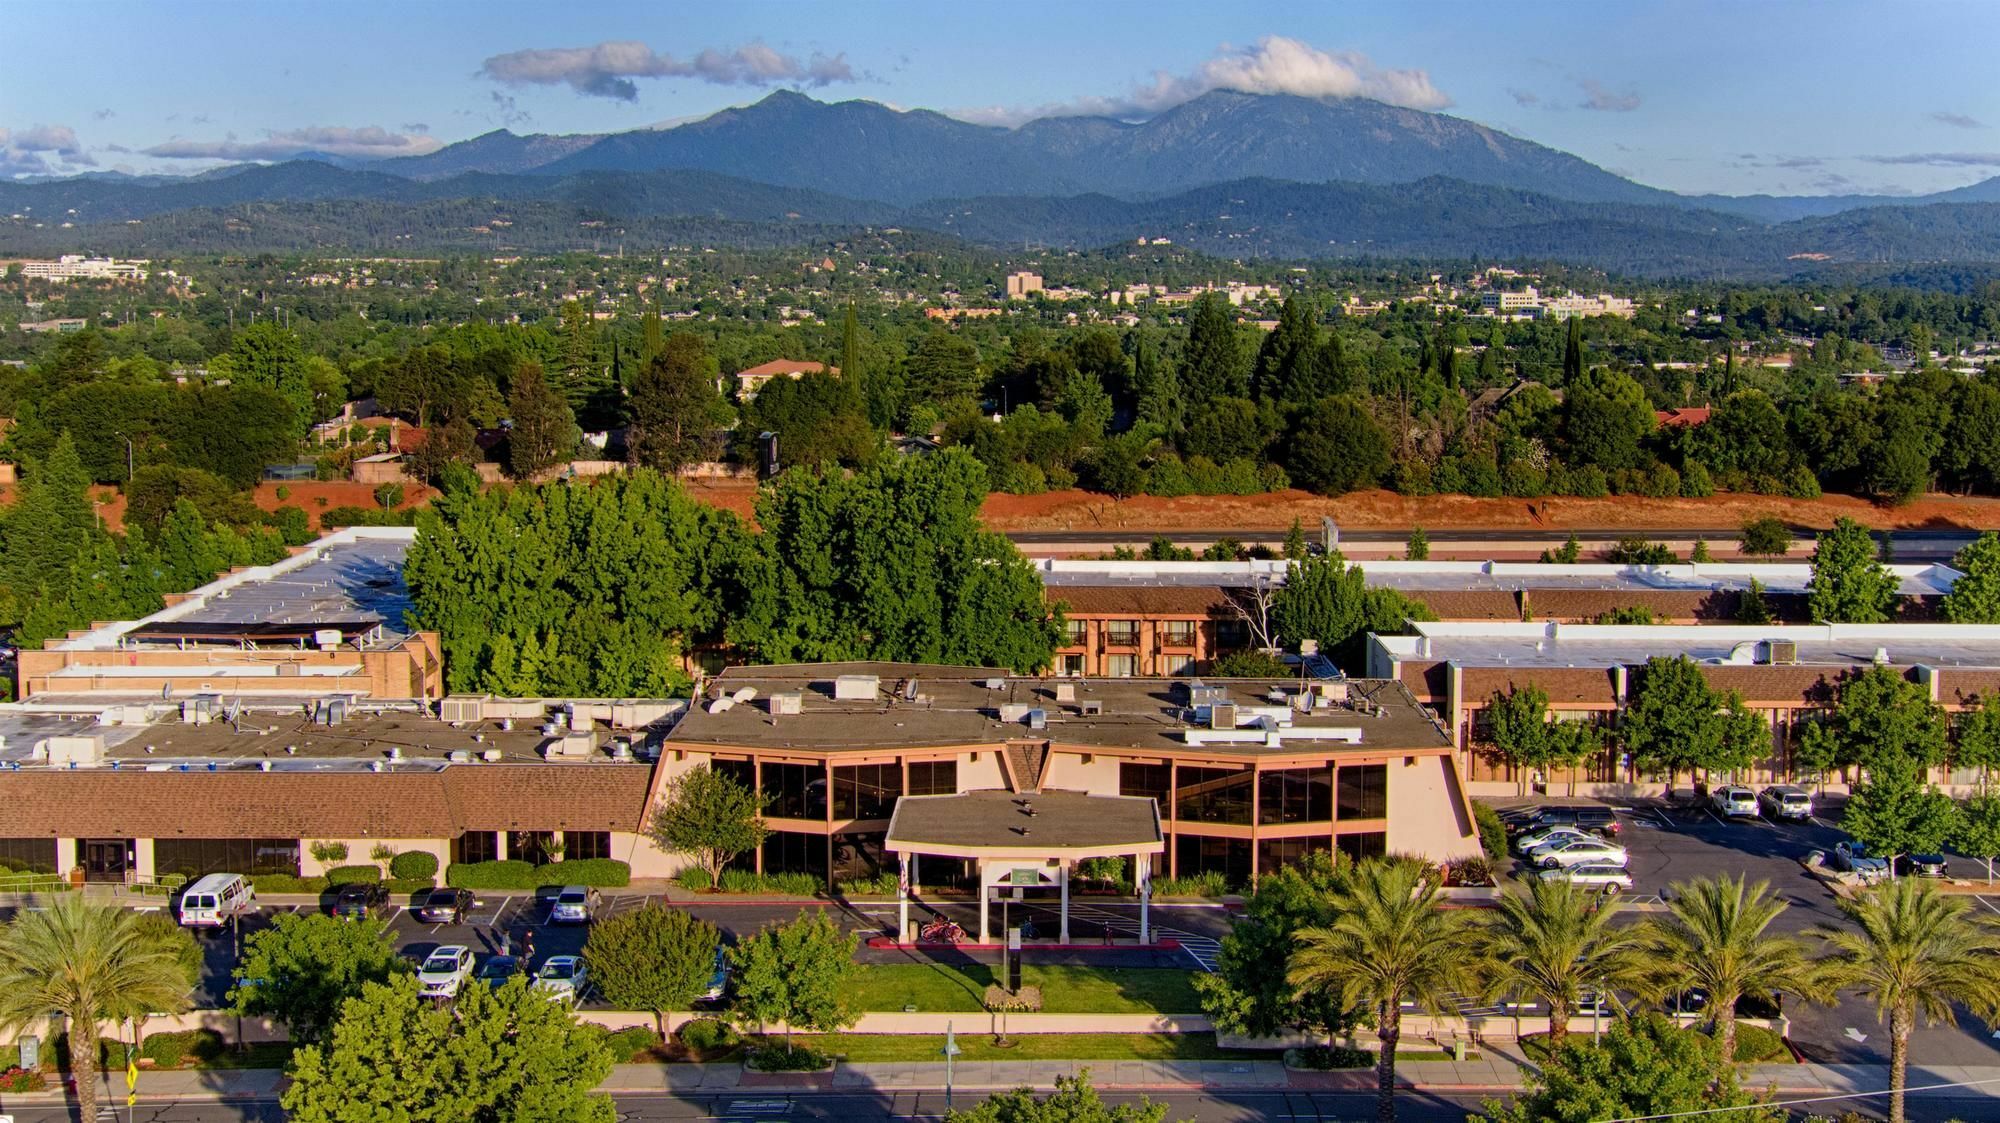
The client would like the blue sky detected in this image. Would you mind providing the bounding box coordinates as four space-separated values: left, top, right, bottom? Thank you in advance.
5 0 1999 196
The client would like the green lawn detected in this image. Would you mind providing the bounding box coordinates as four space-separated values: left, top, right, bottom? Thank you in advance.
845 963 1202 1014
783 1032 1259 1063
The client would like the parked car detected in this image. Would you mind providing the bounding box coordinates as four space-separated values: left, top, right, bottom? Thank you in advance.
1710 786 1760 818
533 956 588 1005
414 887 474 924
1831 841 1891 884
1513 825 1595 856
1535 838 1630 869
417 946 474 998
1538 862 1634 891
549 886 597 925
1507 805 1621 838
1907 853 1950 879
330 883 390 921
474 955 523 985
1758 785 1814 821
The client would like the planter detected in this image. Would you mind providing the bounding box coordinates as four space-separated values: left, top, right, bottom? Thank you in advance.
1440 886 1503 902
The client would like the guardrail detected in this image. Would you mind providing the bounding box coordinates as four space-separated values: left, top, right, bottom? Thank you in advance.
0 871 69 894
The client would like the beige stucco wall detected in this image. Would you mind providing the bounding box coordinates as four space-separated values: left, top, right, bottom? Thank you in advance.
299 837 448 878
614 831 690 878
956 749 1008 793
1385 755 1481 864
1045 751 1121 795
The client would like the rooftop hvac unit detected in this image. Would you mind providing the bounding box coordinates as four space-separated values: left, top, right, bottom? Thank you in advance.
768 692 803 716
385 746 402 762
1763 640 1799 665
370 761 387 773
833 674 879 701
439 696 487 723
46 735 106 767
1077 699 1103 716
276 663 300 677
313 628 342 651
1053 683 1076 703
259 760 273 772
447 750 470 763
731 687 758 704
984 678 1006 690
1188 685 1230 708
480 749 502 763
1026 708 1048 730
609 743 634 762
1209 703 1238 730
998 702 1033 723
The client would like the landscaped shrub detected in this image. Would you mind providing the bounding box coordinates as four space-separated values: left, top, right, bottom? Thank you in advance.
546 858 630 887
836 872 899 896
747 1043 830 1071
389 850 439 882
141 1029 225 1067
1733 1021 1787 1063
716 869 820 895
594 1025 660 1063
308 841 349 864
679 1018 737 1054
1472 802 1508 862
1152 870 1229 897
384 878 436 895
446 860 538 889
675 868 714 892
1446 856 1494 887
322 865 381 886
445 858 631 890
249 873 327 894
1285 1044 1370 1070
0 1065 45 1092
373 482 406 509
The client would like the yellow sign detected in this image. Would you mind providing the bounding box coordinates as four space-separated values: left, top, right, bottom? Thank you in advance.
127 1053 138 1105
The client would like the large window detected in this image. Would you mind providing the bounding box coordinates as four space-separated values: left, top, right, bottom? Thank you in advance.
1105 654 1137 678
1259 767 1333 824
1175 766 1253 825
1162 620 1197 646
563 831 611 861
832 831 887 883
453 831 498 865
762 830 828 879
1175 834 1252 888
1063 619 1088 644
763 762 827 820
1120 762 1171 807
1258 836 1331 874
907 760 958 796
153 838 299 879
1337 763 1388 820
0 838 58 874
1337 831 1387 863
1059 654 1085 676
833 763 902 820
508 831 557 866
1104 620 1140 646
710 758 755 792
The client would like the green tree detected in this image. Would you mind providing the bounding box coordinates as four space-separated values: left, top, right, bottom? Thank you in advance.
1481 1012 1780 1123
628 333 727 474
1285 396 1390 494
1619 656 1770 786
1648 875 1817 1064
1253 294 1322 403
1271 554 1434 673
1955 793 2000 883
1561 367 1654 471
506 360 579 479
1739 516 1792 558
1193 851 1356 1048
1814 880 2000 1123
1808 517 1897 623
214 322 315 435
1793 665 1949 777
282 974 615 1123
1283 518 1309 561
1736 577 1774 624
1956 694 2000 792
1405 526 1429 561
1540 533 1582 565
1478 881 1650 1045
0 896 197 1122
728 910 860 1053
1843 764 1961 870
230 912 410 1045
1288 857 1480 1123
1 431 100 609
905 329 983 407
1561 316 1584 384
838 302 866 415
1181 292 1244 406
947 1072 1168 1123
1487 684 1558 796
646 767 771 883
1943 532 2000 623
582 903 720 1038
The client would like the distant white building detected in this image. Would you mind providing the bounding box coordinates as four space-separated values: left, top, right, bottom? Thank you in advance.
1004 271 1044 299
16 255 148 282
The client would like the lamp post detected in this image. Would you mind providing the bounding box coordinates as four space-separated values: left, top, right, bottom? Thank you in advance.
943 1021 960 1112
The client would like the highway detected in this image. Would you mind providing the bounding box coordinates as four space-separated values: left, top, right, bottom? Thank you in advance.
1006 526 1982 562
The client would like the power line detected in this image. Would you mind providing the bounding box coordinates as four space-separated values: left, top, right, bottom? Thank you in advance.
1591 1073 2000 1123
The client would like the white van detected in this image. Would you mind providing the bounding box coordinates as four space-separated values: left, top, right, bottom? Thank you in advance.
177 873 257 928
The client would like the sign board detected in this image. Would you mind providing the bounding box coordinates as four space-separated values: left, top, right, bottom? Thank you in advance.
1008 868 1042 886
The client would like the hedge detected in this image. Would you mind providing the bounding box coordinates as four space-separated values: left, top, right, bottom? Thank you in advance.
323 865 381 887
445 859 630 890
385 878 437 896
249 874 328 894
389 850 439 882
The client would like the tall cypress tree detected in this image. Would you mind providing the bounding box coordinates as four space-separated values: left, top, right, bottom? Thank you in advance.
839 302 864 412
1562 317 1584 385
642 290 665 366
1182 292 1245 407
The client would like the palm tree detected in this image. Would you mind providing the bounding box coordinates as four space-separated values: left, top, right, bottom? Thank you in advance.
1288 857 1480 1123
1649 874 1816 1064
1815 880 2000 1123
0 895 198 1122
1479 879 1652 1044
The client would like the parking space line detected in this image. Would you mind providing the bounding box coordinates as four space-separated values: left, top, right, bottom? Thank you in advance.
488 895 514 927
1974 896 2000 917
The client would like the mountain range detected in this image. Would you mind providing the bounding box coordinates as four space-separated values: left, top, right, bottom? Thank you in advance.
8 89 2000 277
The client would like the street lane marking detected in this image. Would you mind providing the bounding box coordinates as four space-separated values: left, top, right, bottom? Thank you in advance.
488 895 514 927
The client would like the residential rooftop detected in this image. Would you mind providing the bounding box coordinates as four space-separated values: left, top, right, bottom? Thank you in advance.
667 661 1451 756
1372 621 2000 671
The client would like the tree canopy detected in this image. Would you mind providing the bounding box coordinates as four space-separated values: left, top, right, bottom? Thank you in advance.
647 767 770 882
581 903 721 1037
231 912 411 1046
1616 656 1770 783
1807 517 1897 623
1481 1012 1780 1123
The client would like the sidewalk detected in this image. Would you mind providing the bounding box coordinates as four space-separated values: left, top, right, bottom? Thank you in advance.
11 1057 2000 1106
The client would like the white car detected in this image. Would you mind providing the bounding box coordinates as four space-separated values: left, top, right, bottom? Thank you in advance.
1514 825 1594 856
1535 838 1630 869
549 886 596 925
1831 841 1891 884
417 945 474 998
533 956 588 1005
1539 862 1634 890
1711 786 1759 818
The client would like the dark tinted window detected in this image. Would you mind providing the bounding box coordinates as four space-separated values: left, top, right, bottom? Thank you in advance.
1119 763 1171 805
907 760 957 796
154 838 299 878
0 838 58 874
833 763 901 820
562 831 610 861
1174 834 1252 888
762 763 827 820
1176 767 1252 825
1259 767 1332 824
1336 764 1387 820
1336 831 1387 862
453 831 499 865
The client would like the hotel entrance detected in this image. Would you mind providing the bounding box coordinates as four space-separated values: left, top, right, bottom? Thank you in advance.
78 839 134 882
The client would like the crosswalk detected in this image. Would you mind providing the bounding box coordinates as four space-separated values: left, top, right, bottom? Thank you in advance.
1064 903 1223 972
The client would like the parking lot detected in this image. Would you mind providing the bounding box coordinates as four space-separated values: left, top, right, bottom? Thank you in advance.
1499 794 2000 1067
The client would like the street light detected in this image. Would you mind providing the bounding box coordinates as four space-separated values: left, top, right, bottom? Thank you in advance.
942 1020 961 1112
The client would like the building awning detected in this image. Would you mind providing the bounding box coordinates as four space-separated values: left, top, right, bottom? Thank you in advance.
884 790 1163 860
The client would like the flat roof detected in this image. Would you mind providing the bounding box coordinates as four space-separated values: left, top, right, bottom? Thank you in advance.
1376 621 2000 670
1037 559 1959 598
670 661 1451 756
886 790 1163 857
54 527 417 652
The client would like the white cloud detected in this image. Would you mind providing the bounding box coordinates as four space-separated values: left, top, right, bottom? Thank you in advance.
951 36 1451 126
0 123 94 176
480 40 856 101
1576 79 1641 113
142 125 444 162
1929 111 1985 130
1863 151 2000 167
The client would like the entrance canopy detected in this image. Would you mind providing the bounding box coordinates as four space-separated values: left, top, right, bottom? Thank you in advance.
885 789 1163 860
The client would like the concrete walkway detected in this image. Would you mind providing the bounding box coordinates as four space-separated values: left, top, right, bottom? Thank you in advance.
15 1054 2000 1106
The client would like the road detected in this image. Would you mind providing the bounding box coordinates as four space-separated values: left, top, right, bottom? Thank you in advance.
1005 526 1978 562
